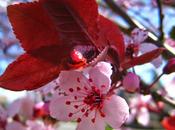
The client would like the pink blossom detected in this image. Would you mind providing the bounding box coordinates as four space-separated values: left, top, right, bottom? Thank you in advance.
122 72 140 93
26 120 55 130
6 121 26 130
0 106 7 129
49 62 129 130
126 95 151 126
7 96 34 119
125 28 162 68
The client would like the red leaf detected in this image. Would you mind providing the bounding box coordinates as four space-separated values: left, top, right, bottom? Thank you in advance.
1 0 125 91
162 116 175 130
0 45 71 91
121 48 164 69
7 1 60 51
98 15 125 61
41 0 98 47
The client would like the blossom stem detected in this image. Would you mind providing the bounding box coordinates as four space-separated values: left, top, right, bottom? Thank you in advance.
148 73 164 90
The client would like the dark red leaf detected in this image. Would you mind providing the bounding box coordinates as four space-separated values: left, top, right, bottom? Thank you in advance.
98 15 125 61
0 45 71 91
121 48 164 69
1 0 125 91
41 0 98 47
163 58 175 74
7 1 60 51
162 116 175 130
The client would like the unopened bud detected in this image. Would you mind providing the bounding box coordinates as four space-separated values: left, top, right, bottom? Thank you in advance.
163 58 175 74
122 72 140 92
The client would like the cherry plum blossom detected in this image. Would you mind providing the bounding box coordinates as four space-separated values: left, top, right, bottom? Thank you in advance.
7 96 34 119
124 28 162 68
49 62 129 130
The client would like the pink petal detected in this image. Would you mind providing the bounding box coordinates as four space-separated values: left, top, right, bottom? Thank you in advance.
124 35 132 47
94 62 113 78
0 106 7 121
20 97 34 119
102 95 129 129
36 80 58 95
122 72 140 93
77 112 105 130
7 99 21 117
6 121 26 130
137 107 150 126
7 96 34 118
58 70 90 95
140 43 162 67
88 62 112 94
49 94 81 121
131 28 148 43
89 68 111 94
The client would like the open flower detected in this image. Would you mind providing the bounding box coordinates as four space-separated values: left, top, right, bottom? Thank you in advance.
124 28 162 68
7 96 34 119
50 62 129 130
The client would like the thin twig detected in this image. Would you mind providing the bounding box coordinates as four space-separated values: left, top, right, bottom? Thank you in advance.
156 0 164 41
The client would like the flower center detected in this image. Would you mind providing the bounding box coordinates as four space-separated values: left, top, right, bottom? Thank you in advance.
65 78 106 123
84 88 103 107
126 44 139 57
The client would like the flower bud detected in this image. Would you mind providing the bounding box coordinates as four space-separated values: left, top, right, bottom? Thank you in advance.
163 58 175 74
122 72 140 92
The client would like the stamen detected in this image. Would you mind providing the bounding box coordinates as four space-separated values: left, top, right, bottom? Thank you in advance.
69 88 74 92
77 118 81 122
77 87 81 91
77 77 80 83
89 78 93 82
68 113 73 117
66 101 71 105
91 118 95 123
101 85 106 88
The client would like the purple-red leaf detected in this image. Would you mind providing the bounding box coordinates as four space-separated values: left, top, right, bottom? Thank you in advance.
0 0 125 91
0 45 71 91
121 48 164 69
7 1 60 51
98 15 125 61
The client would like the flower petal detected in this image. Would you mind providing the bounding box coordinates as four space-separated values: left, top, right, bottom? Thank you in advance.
0 106 7 121
89 68 111 94
94 62 113 78
7 99 21 117
49 94 81 121
6 121 26 130
19 97 34 119
77 112 105 130
137 107 150 126
58 70 90 94
102 95 129 129
131 28 148 43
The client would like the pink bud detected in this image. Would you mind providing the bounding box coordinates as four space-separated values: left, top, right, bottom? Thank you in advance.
123 72 140 92
163 58 175 74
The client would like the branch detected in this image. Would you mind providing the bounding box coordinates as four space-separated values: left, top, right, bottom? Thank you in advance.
156 0 164 41
103 0 158 40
